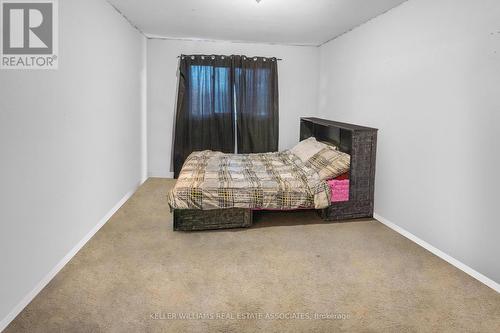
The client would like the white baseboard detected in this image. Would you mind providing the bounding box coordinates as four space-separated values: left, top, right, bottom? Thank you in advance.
373 213 499 293
148 171 174 178
0 181 143 332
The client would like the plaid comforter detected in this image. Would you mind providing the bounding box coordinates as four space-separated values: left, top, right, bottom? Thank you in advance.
168 150 332 210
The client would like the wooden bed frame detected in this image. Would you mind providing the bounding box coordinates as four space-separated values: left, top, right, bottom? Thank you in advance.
173 118 378 231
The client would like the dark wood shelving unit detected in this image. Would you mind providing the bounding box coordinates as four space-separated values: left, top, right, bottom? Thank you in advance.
300 117 378 220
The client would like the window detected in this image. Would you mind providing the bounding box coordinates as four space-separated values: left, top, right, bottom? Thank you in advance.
188 65 231 117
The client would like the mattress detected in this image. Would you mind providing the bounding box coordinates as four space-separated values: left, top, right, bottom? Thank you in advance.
167 150 332 210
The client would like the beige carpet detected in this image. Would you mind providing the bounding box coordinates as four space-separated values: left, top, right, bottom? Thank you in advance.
6 178 500 332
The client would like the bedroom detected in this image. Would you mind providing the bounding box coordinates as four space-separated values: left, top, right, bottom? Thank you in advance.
0 0 499 332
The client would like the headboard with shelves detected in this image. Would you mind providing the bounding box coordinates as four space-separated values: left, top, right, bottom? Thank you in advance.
300 117 378 220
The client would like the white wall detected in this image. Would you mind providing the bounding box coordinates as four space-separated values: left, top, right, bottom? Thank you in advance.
147 39 319 177
0 0 147 327
318 0 500 283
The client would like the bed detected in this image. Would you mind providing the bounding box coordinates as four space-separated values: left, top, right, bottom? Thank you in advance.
168 118 378 231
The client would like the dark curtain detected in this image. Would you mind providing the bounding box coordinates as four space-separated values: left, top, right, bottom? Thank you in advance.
233 56 279 154
173 55 235 178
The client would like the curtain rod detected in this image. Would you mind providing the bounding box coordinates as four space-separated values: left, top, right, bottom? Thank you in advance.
176 55 282 61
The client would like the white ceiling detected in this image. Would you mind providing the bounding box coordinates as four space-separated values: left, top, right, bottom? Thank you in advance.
108 0 407 46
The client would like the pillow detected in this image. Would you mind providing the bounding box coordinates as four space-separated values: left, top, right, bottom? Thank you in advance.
305 147 351 181
318 140 339 150
290 137 331 162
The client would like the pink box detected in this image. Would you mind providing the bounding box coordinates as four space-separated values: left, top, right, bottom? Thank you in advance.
327 179 350 202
